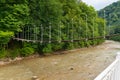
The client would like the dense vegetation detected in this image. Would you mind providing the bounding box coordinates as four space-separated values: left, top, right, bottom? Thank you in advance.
0 0 105 58
98 0 120 41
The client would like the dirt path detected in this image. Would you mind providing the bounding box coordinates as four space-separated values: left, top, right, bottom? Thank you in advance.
0 40 120 80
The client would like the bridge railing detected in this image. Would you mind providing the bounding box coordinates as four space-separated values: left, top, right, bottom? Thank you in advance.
94 52 120 80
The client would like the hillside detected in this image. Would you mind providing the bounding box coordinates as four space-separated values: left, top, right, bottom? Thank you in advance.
98 0 120 26
98 0 120 41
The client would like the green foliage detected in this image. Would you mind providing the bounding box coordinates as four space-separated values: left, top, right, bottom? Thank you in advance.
98 1 120 41
114 26 120 34
42 44 52 53
10 49 20 58
79 41 85 48
110 35 120 41
0 0 105 58
63 43 74 50
52 43 64 51
0 49 7 58
0 31 14 44
0 0 29 48
109 26 120 41
84 40 90 47
20 47 34 57
0 1 29 32
98 1 120 26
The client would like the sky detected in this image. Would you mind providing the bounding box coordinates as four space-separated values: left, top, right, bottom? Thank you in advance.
82 0 118 10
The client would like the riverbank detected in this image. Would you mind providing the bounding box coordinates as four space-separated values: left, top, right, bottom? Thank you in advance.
0 40 119 80
0 53 42 66
0 41 102 66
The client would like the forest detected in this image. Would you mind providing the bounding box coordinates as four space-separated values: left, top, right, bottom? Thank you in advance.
0 0 105 58
98 0 120 41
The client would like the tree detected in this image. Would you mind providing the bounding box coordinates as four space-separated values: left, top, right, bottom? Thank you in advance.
0 0 29 44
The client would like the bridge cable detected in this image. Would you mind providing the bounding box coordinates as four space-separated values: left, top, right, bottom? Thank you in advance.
59 22 61 43
40 24 43 44
71 18 74 42
49 23 51 43
85 15 88 41
67 23 69 40
28 26 29 40
79 20 81 40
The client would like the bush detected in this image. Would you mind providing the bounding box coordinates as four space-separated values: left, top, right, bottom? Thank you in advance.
20 47 35 57
73 42 80 48
62 42 74 50
52 43 64 51
42 44 52 53
85 40 90 47
10 49 20 58
79 41 85 48
110 36 120 41
0 49 7 58
0 31 14 44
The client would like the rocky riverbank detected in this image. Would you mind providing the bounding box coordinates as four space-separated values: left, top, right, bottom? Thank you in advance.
0 54 40 66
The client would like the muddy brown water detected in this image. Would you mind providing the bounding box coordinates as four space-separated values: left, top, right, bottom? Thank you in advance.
0 40 120 80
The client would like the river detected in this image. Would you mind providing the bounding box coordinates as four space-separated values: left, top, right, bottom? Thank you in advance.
0 40 120 80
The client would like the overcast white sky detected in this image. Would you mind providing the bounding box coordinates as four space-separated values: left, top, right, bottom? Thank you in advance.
82 0 118 10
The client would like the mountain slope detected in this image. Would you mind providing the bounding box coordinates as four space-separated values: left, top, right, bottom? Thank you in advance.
98 0 120 26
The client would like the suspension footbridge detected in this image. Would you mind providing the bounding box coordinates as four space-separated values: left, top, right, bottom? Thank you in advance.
13 23 119 43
